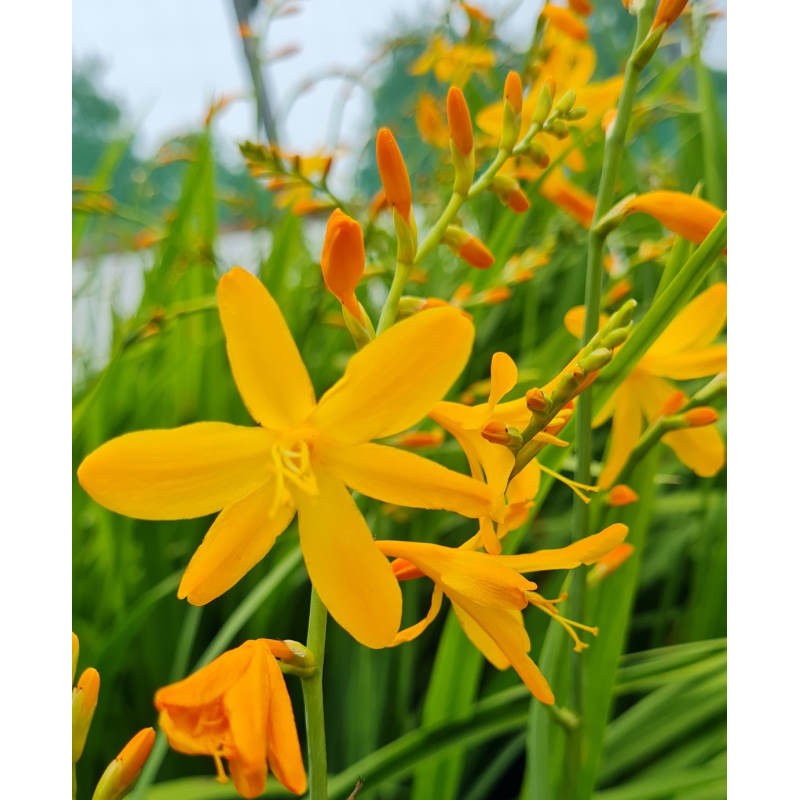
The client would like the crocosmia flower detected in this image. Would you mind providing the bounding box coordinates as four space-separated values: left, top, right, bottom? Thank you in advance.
155 640 306 799
78 267 492 648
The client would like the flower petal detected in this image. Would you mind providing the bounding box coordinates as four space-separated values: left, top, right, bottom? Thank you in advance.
312 307 474 443
78 423 274 520
451 602 511 669
392 587 444 645
217 267 316 429
498 523 628 572
598 383 642 489
640 345 727 380
295 471 401 648
178 484 295 605
320 442 493 519
647 282 726 357
663 426 726 477
224 645 269 797
264 648 307 795
488 352 518 411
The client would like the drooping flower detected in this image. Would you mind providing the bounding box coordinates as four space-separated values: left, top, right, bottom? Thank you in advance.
378 523 629 704
154 640 306 799
430 352 590 554
78 268 492 648
565 283 727 487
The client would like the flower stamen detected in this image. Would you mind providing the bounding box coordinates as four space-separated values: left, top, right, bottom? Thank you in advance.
537 462 598 504
528 590 599 652
212 751 229 785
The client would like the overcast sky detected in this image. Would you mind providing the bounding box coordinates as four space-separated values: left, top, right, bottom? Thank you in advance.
73 1 726 167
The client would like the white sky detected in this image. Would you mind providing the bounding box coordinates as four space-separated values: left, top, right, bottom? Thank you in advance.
73 1 726 165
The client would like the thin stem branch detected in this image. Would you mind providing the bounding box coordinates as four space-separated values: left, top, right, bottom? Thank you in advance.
302 588 329 799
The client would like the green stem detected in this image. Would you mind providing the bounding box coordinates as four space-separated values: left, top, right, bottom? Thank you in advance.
375 260 412 334
302 589 329 799
568 4 655 794
416 192 466 263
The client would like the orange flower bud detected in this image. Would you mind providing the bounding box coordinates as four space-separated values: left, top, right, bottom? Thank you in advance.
447 87 474 156
376 127 412 221
541 172 596 229
568 0 593 15
652 0 689 31
73 667 100 763
481 419 512 445
491 175 530 213
452 281 473 304
526 387 549 412
444 226 495 269
72 632 79 684
320 209 365 320
620 191 725 248
608 484 639 507
504 71 523 115
604 278 633 306
684 407 719 427
541 4 589 40
588 543 635 584
93 728 157 800
480 286 512 305
659 390 687 417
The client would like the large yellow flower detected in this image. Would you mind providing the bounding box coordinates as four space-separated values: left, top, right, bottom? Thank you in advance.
78 268 493 648
155 639 306 798
378 523 629 704
566 283 727 488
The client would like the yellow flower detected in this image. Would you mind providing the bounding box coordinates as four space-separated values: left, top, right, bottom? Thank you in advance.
78 268 492 648
409 34 495 87
155 640 306 798
565 283 727 488
430 352 587 554
378 523 629 704
415 93 449 149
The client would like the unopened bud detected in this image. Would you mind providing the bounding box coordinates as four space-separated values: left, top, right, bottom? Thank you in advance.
683 407 719 427
500 73 523 150
447 87 476 194
579 347 613 372
72 632 79 685
651 0 689 32
659 390 686 417
554 89 577 116
91 728 156 800
491 175 530 213
532 82 553 127
544 119 570 139
526 387 550 413
342 303 375 349
504 71 523 116
321 209 366 321
73 667 100 763
566 106 588 120
526 140 550 167
376 128 412 222
588 543 635 586
602 322 633 349
481 420 522 449
608 484 639 507
444 225 495 269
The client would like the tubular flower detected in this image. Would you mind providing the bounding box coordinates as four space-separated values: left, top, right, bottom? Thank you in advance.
155 640 306 799
540 170 596 227
430 353 591 554
618 191 725 247
78 268 492 648
541 4 589 40
378 523 629 704
320 209 365 320
565 283 727 488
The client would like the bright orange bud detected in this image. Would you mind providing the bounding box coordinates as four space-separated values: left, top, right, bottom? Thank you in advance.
481 286 512 305
320 209 365 320
73 667 100 763
93 728 157 800
652 0 689 31
568 0 593 15
541 172 596 229
541 4 589 40
684 407 719 427
604 278 633 305
621 191 725 248
481 419 512 445
526 387 549 412
491 175 530 213
460 237 495 269
447 87 474 156
72 632 79 684
376 127 412 221
608 484 639 507
588 543 635 584
659 390 687 417
504 71 523 115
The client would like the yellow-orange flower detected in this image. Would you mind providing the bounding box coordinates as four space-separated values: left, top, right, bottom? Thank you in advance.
619 191 725 248
540 170 596 227
409 34 495 87
155 640 306 798
541 4 589 40
378 523 629 704
566 283 727 487
78 268 492 648
320 209 365 320
415 93 449 149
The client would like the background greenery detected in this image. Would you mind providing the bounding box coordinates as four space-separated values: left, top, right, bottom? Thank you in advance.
73 5 726 798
